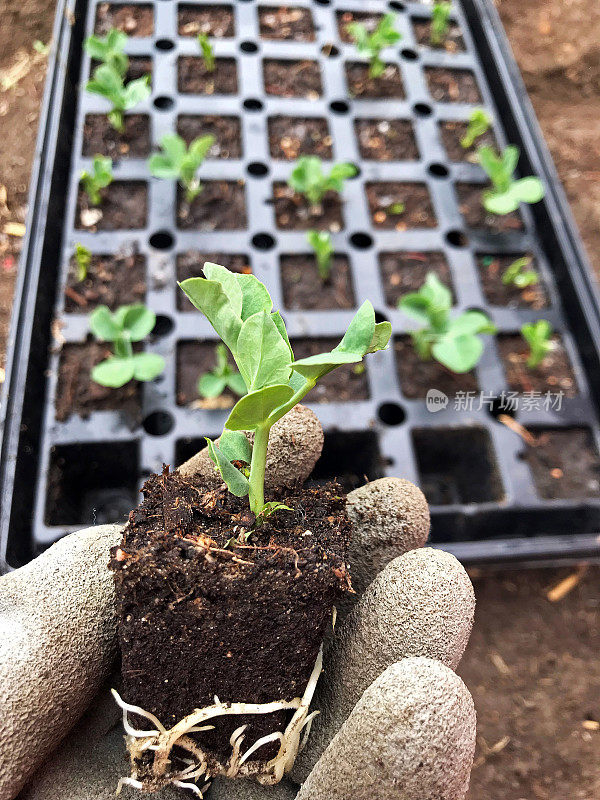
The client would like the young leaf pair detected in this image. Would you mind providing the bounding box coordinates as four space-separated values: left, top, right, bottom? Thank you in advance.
288 157 356 209
80 156 114 206
346 12 401 79
148 133 214 203
478 145 544 215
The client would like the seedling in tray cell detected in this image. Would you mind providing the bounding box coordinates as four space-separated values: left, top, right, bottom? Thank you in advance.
89 304 165 388
307 229 334 282
179 262 391 518
501 255 539 289
197 33 216 72
399 272 496 373
288 156 356 213
346 12 401 79
477 144 545 215
74 243 92 282
521 319 553 369
430 1 452 47
149 132 215 203
80 155 113 206
85 63 151 132
84 28 129 77
198 343 247 399
460 108 492 149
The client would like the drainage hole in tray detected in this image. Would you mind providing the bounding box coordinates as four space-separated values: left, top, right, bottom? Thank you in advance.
329 100 350 115
149 230 174 250
243 97 264 112
349 232 373 250
445 229 468 247
378 402 406 426
154 95 174 110
401 48 418 61
152 314 174 337
143 410 175 436
155 39 175 51
428 162 450 178
321 43 340 58
251 232 276 250
240 41 259 53
247 161 269 177
413 102 433 118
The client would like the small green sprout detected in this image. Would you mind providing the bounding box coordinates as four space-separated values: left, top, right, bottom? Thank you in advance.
197 33 215 72
460 109 492 149
85 63 151 132
478 145 545 215
80 155 113 206
399 272 496 373
33 40 50 55
430 1 452 46
501 256 539 289
288 156 356 211
89 304 165 388
180 263 391 517
84 29 129 76
521 320 552 369
307 230 334 282
148 133 215 203
198 343 247 399
346 12 401 79
74 243 92 282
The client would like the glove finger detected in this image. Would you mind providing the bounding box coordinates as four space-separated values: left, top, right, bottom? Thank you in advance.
291 548 474 782
208 777 297 800
178 404 323 489
296 658 476 800
0 524 122 800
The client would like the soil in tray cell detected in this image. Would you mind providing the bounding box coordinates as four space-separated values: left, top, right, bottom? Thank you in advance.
337 10 384 42
177 115 242 159
345 62 405 100
268 116 332 160
273 183 344 232
394 336 479 400
439 120 497 163
178 57 238 94
291 338 369 402
412 18 466 53
456 183 523 233
76 181 148 231
477 253 548 309
497 334 577 397
259 5 315 41
281 254 355 310
263 59 323 99
176 181 247 230
65 249 146 312
94 3 154 36
83 114 151 159
311 430 384 493
355 118 419 161
90 56 152 85
366 182 436 229
523 428 600 500
177 4 235 37
379 251 453 307
425 67 482 103
176 341 243 409
177 251 251 310
55 341 141 422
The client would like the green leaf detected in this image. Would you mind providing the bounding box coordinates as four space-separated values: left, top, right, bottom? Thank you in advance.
203 263 243 318
160 133 187 165
450 311 496 337
227 371 248 396
225 384 294 431
336 300 376 355
513 177 545 204
131 352 165 381
258 501 293 520
291 349 362 381
433 334 483 373
219 429 253 464
189 135 215 162
122 75 151 109
483 189 520 215
198 372 227 398
148 154 180 179
89 305 120 341
270 310 294 360
91 356 135 387
205 438 250 497
367 321 392 353
121 305 156 340
399 294 433 324
179 277 243 352
235 273 273 320
236 311 292 391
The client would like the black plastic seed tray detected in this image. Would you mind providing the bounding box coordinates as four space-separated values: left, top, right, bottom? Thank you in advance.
2 0 600 573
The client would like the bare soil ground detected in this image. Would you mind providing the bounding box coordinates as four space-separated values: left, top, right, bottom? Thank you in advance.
0 1 598 798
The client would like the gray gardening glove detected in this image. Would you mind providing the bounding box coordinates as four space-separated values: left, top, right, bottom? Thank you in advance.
0 405 476 800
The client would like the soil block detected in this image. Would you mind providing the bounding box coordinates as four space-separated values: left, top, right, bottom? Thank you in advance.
263 59 322 99
176 251 251 311
497 334 577 397
355 118 419 161
259 5 315 41
64 250 146 312
477 253 548 309
82 114 151 159
336 10 383 42
76 181 148 231
272 183 343 231
176 181 247 231
345 62 405 99
379 251 453 307
111 470 351 765
395 336 479 399
425 67 482 103
366 182 437 229
281 254 355 310
291 338 369 402
178 57 238 95
268 116 332 160
524 428 600 500
177 115 243 159
412 18 466 53
177 4 235 37
176 340 242 408
439 120 497 163
456 183 523 232
94 3 154 37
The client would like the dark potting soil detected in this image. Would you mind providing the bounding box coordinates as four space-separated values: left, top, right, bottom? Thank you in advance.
412 18 466 53
55 341 141 421
336 10 383 42
64 251 146 312
345 62 405 99
176 251 251 311
394 336 479 399
76 182 148 231
177 114 242 159
268 116 332 160
82 114 151 159
366 182 437 229
176 181 247 231
177 4 235 37
90 56 152 85
111 470 351 764
281 255 355 310
259 5 315 41
523 428 600 500
456 183 524 232
263 59 323 99
176 340 241 408
355 118 419 161
477 253 548 309
291 337 369 402
439 120 497 163
425 67 482 103
379 250 453 307
497 334 578 397
272 183 344 232
94 3 154 36
178 57 238 95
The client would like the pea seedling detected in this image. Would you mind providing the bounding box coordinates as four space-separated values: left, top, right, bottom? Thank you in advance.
74 243 92 282
521 320 553 369
288 156 356 212
179 263 391 518
399 272 496 373
197 33 215 72
80 155 113 206
478 144 545 214
430 1 452 47
84 29 129 77
346 12 401 79
502 256 539 288
306 230 334 282
89 304 165 388
460 108 491 149
85 63 151 132
198 343 247 399
148 133 215 203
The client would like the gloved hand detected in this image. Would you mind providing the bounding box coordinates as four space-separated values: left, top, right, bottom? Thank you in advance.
0 405 476 800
